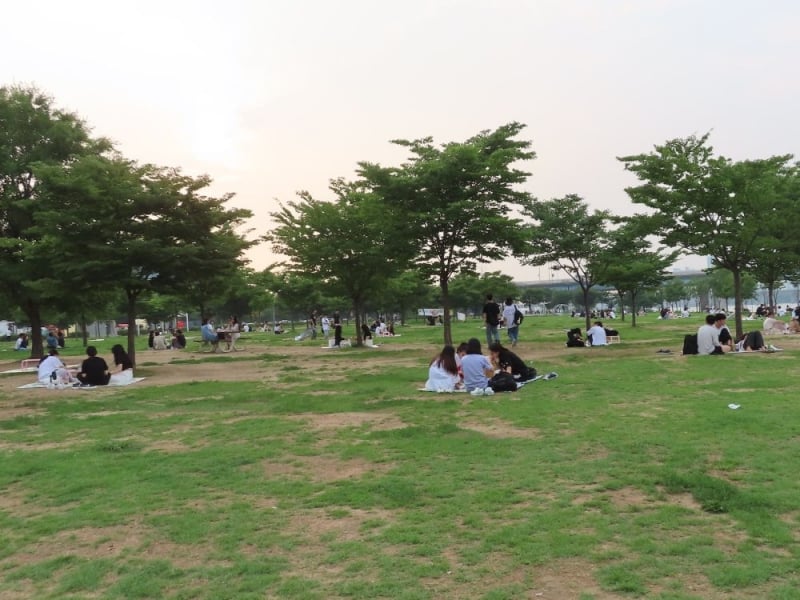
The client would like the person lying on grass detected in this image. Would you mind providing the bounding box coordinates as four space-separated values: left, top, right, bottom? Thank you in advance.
488 342 537 382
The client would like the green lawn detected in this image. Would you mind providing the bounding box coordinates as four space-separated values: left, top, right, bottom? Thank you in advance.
1 315 799 599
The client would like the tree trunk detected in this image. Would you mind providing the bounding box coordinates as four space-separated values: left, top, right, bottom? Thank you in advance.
582 286 591 332
440 275 453 347
126 290 138 367
732 268 744 339
353 300 363 346
24 300 44 358
80 312 88 347
617 291 626 322
630 290 638 327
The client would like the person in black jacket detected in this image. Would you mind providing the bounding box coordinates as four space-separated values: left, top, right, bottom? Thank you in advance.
488 343 537 382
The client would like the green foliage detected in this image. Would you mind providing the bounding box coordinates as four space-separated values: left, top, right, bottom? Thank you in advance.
619 133 800 337
522 194 612 329
359 122 534 344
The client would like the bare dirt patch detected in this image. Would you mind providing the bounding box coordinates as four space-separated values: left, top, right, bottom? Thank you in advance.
459 417 541 439
285 411 406 432
260 454 394 483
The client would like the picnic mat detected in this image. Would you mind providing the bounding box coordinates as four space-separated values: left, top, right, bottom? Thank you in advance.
418 373 553 393
17 377 146 390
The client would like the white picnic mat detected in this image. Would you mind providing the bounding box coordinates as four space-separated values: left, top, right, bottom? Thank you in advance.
17 377 146 390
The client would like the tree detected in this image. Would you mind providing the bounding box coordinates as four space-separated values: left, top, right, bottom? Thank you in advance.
267 179 413 346
593 221 677 326
521 195 612 331
359 123 534 345
0 85 105 357
619 133 799 338
34 155 252 365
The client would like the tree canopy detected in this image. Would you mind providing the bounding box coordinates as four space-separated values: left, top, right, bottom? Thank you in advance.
359 122 534 345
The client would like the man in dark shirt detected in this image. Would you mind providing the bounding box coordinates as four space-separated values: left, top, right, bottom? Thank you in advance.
482 294 501 346
77 346 111 386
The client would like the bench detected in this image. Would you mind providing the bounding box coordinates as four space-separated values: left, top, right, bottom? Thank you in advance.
21 358 40 369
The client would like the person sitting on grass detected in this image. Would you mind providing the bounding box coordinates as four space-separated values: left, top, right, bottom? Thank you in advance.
566 328 585 348
460 338 494 392
587 321 607 346
697 313 726 355
77 346 111 386
488 343 537 382
424 345 462 392
172 329 187 350
37 348 73 386
109 344 134 384
14 333 28 351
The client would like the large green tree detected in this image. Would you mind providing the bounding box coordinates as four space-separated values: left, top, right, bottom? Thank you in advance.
521 194 612 331
34 155 252 365
619 133 799 338
0 85 105 357
267 179 412 345
359 123 534 345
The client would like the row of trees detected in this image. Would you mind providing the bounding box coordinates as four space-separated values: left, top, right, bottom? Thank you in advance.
268 128 800 343
0 86 253 364
4 86 800 355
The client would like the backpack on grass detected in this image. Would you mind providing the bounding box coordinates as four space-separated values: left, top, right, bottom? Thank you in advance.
682 334 698 355
489 371 518 392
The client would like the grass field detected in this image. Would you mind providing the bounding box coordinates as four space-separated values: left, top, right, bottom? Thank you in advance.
1 315 799 599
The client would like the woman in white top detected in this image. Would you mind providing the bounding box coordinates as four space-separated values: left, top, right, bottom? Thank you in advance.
37 349 72 386
424 345 462 392
226 316 241 351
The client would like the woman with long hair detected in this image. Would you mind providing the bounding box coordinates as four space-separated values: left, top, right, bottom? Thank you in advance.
424 345 461 392
109 344 134 384
488 342 536 382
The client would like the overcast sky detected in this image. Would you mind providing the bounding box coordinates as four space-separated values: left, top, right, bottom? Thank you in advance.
3 1 798 281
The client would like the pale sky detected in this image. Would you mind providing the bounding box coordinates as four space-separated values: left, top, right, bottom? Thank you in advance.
3 1 798 281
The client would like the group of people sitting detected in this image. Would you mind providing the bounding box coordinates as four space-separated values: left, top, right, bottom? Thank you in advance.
565 322 619 347
148 328 187 351
201 317 241 352
424 338 537 394
37 344 134 387
685 312 778 355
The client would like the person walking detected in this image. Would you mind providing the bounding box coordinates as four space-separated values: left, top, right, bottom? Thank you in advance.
482 294 501 346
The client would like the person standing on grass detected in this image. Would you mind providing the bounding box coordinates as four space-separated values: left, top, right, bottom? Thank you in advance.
482 294 501 346
333 312 343 347
321 315 331 339
501 297 519 347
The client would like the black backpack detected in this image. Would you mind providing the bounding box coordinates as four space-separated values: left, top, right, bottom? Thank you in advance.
514 308 524 325
682 334 698 355
489 371 518 392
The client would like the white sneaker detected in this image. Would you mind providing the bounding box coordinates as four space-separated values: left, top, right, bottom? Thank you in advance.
483 387 495 396
470 388 485 396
